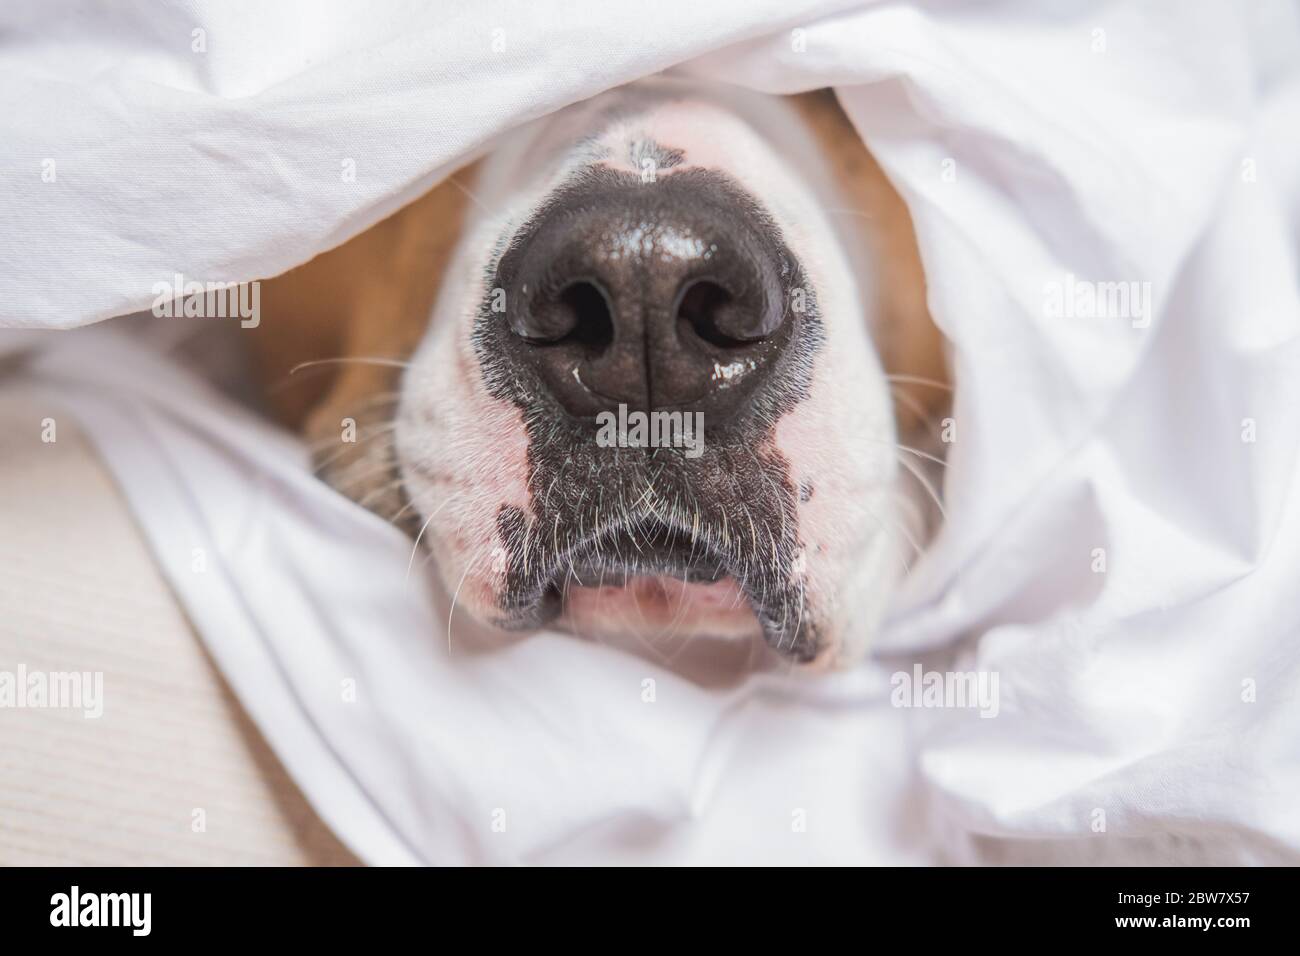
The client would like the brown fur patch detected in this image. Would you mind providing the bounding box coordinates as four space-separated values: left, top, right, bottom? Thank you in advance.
248 168 474 519
790 90 949 444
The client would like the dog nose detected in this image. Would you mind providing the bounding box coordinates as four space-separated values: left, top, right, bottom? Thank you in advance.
495 174 794 422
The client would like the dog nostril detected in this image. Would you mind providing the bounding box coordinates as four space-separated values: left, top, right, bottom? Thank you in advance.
558 280 614 351
677 277 780 348
514 279 614 352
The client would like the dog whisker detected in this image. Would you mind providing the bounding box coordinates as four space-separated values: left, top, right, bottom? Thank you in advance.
405 493 461 581
289 357 413 375
890 449 947 523
328 453 402 489
307 422 396 459
308 422 399 476
446 548 486 656
887 386 935 428
357 476 408 510
447 174 497 217
386 488 421 526
824 206 881 222
863 436 949 469
883 373 952 392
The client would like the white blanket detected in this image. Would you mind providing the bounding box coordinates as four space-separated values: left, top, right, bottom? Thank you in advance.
3 0 1299 864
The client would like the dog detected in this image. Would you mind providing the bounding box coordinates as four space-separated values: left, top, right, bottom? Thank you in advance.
249 77 948 668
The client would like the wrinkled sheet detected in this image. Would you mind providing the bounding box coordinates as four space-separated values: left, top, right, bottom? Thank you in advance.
3 0 1299 864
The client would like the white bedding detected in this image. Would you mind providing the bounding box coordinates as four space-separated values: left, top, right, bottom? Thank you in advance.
3 0 1299 864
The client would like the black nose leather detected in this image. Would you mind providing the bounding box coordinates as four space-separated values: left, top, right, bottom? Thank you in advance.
494 169 795 423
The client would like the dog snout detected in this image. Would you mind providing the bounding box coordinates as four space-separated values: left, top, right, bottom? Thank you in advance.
497 171 794 423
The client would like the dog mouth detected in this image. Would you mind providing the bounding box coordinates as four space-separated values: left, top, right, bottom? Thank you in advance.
564 521 728 586
494 509 818 661
468 165 829 664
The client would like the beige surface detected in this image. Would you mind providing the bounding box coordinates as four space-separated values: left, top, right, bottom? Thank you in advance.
0 389 359 865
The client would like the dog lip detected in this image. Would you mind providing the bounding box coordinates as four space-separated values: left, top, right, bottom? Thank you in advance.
534 517 730 596
498 515 732 629
498 514 817 661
